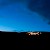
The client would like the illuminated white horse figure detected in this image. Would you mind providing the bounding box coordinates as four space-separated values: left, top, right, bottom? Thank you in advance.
27 32 42 35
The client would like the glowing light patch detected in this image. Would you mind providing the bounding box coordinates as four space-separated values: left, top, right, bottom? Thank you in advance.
27 32 42 35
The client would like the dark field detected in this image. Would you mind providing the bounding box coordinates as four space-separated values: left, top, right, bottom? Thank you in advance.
0 31 50 49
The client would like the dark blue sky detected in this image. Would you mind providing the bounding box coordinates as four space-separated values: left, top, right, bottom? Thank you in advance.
0 0 50 32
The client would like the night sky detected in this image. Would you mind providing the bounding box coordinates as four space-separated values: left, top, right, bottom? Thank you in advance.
0 0 50 32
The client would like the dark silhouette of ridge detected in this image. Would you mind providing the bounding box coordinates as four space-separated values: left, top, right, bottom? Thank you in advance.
0 31 50 49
